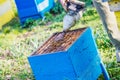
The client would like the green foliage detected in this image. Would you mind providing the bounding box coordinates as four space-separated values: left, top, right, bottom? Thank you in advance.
45 11 65 22
108 68 120 80
23 18 36 28
83 8 97 16
53 11 65 22
45 12 54 22
79 0 93 6
2 26 11 34
94 25 113 49
50 1 64 14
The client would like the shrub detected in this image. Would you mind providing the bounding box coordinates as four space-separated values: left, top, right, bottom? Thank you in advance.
50 1 64 15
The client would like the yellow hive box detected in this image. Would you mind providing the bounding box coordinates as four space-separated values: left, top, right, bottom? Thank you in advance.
0 0 6 4
0 0 14 29
108 0 120 30
115 11 120 29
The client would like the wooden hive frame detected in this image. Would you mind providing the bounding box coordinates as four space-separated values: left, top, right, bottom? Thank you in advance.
32 28 86 55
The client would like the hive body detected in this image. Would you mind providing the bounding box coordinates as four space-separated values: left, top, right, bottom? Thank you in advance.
0 0 14 28
15 0 54 25
28 27 110 80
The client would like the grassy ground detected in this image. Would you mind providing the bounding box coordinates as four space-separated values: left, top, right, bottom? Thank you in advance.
0 7 120 80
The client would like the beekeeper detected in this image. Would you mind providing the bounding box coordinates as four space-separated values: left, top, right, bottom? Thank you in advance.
59 0 120 62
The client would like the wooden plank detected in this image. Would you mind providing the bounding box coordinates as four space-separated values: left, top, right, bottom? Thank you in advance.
108 0 120 11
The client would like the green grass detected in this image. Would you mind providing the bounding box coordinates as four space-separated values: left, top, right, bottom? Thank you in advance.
0 7 120 80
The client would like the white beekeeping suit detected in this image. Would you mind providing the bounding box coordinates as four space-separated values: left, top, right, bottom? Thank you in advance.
93 0 120 62
60 0 120 62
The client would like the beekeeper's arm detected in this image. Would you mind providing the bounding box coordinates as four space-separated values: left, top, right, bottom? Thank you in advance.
59 0 69 11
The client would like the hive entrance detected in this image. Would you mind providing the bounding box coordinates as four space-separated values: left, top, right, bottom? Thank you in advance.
33 28 86 55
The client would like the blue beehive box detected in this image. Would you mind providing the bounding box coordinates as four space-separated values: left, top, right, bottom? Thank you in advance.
15 0 54 24
28 27 110 80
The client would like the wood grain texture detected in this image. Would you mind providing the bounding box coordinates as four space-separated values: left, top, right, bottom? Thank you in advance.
33 28 86 55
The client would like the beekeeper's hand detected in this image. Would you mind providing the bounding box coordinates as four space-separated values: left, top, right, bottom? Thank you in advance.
59 0 69 11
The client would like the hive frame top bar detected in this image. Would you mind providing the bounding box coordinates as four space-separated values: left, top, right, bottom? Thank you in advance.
31 27 87 56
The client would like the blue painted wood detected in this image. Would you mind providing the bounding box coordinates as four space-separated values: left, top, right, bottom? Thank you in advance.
28 51 76 80
100 62 110 80
28 27 110 80
68 28 103 79
36 0 55 17
15 0 55 25
15 0 39 24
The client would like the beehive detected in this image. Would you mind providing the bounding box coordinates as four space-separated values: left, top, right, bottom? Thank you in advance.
28 27 110 80
15 0 54 25
0 0 14 28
